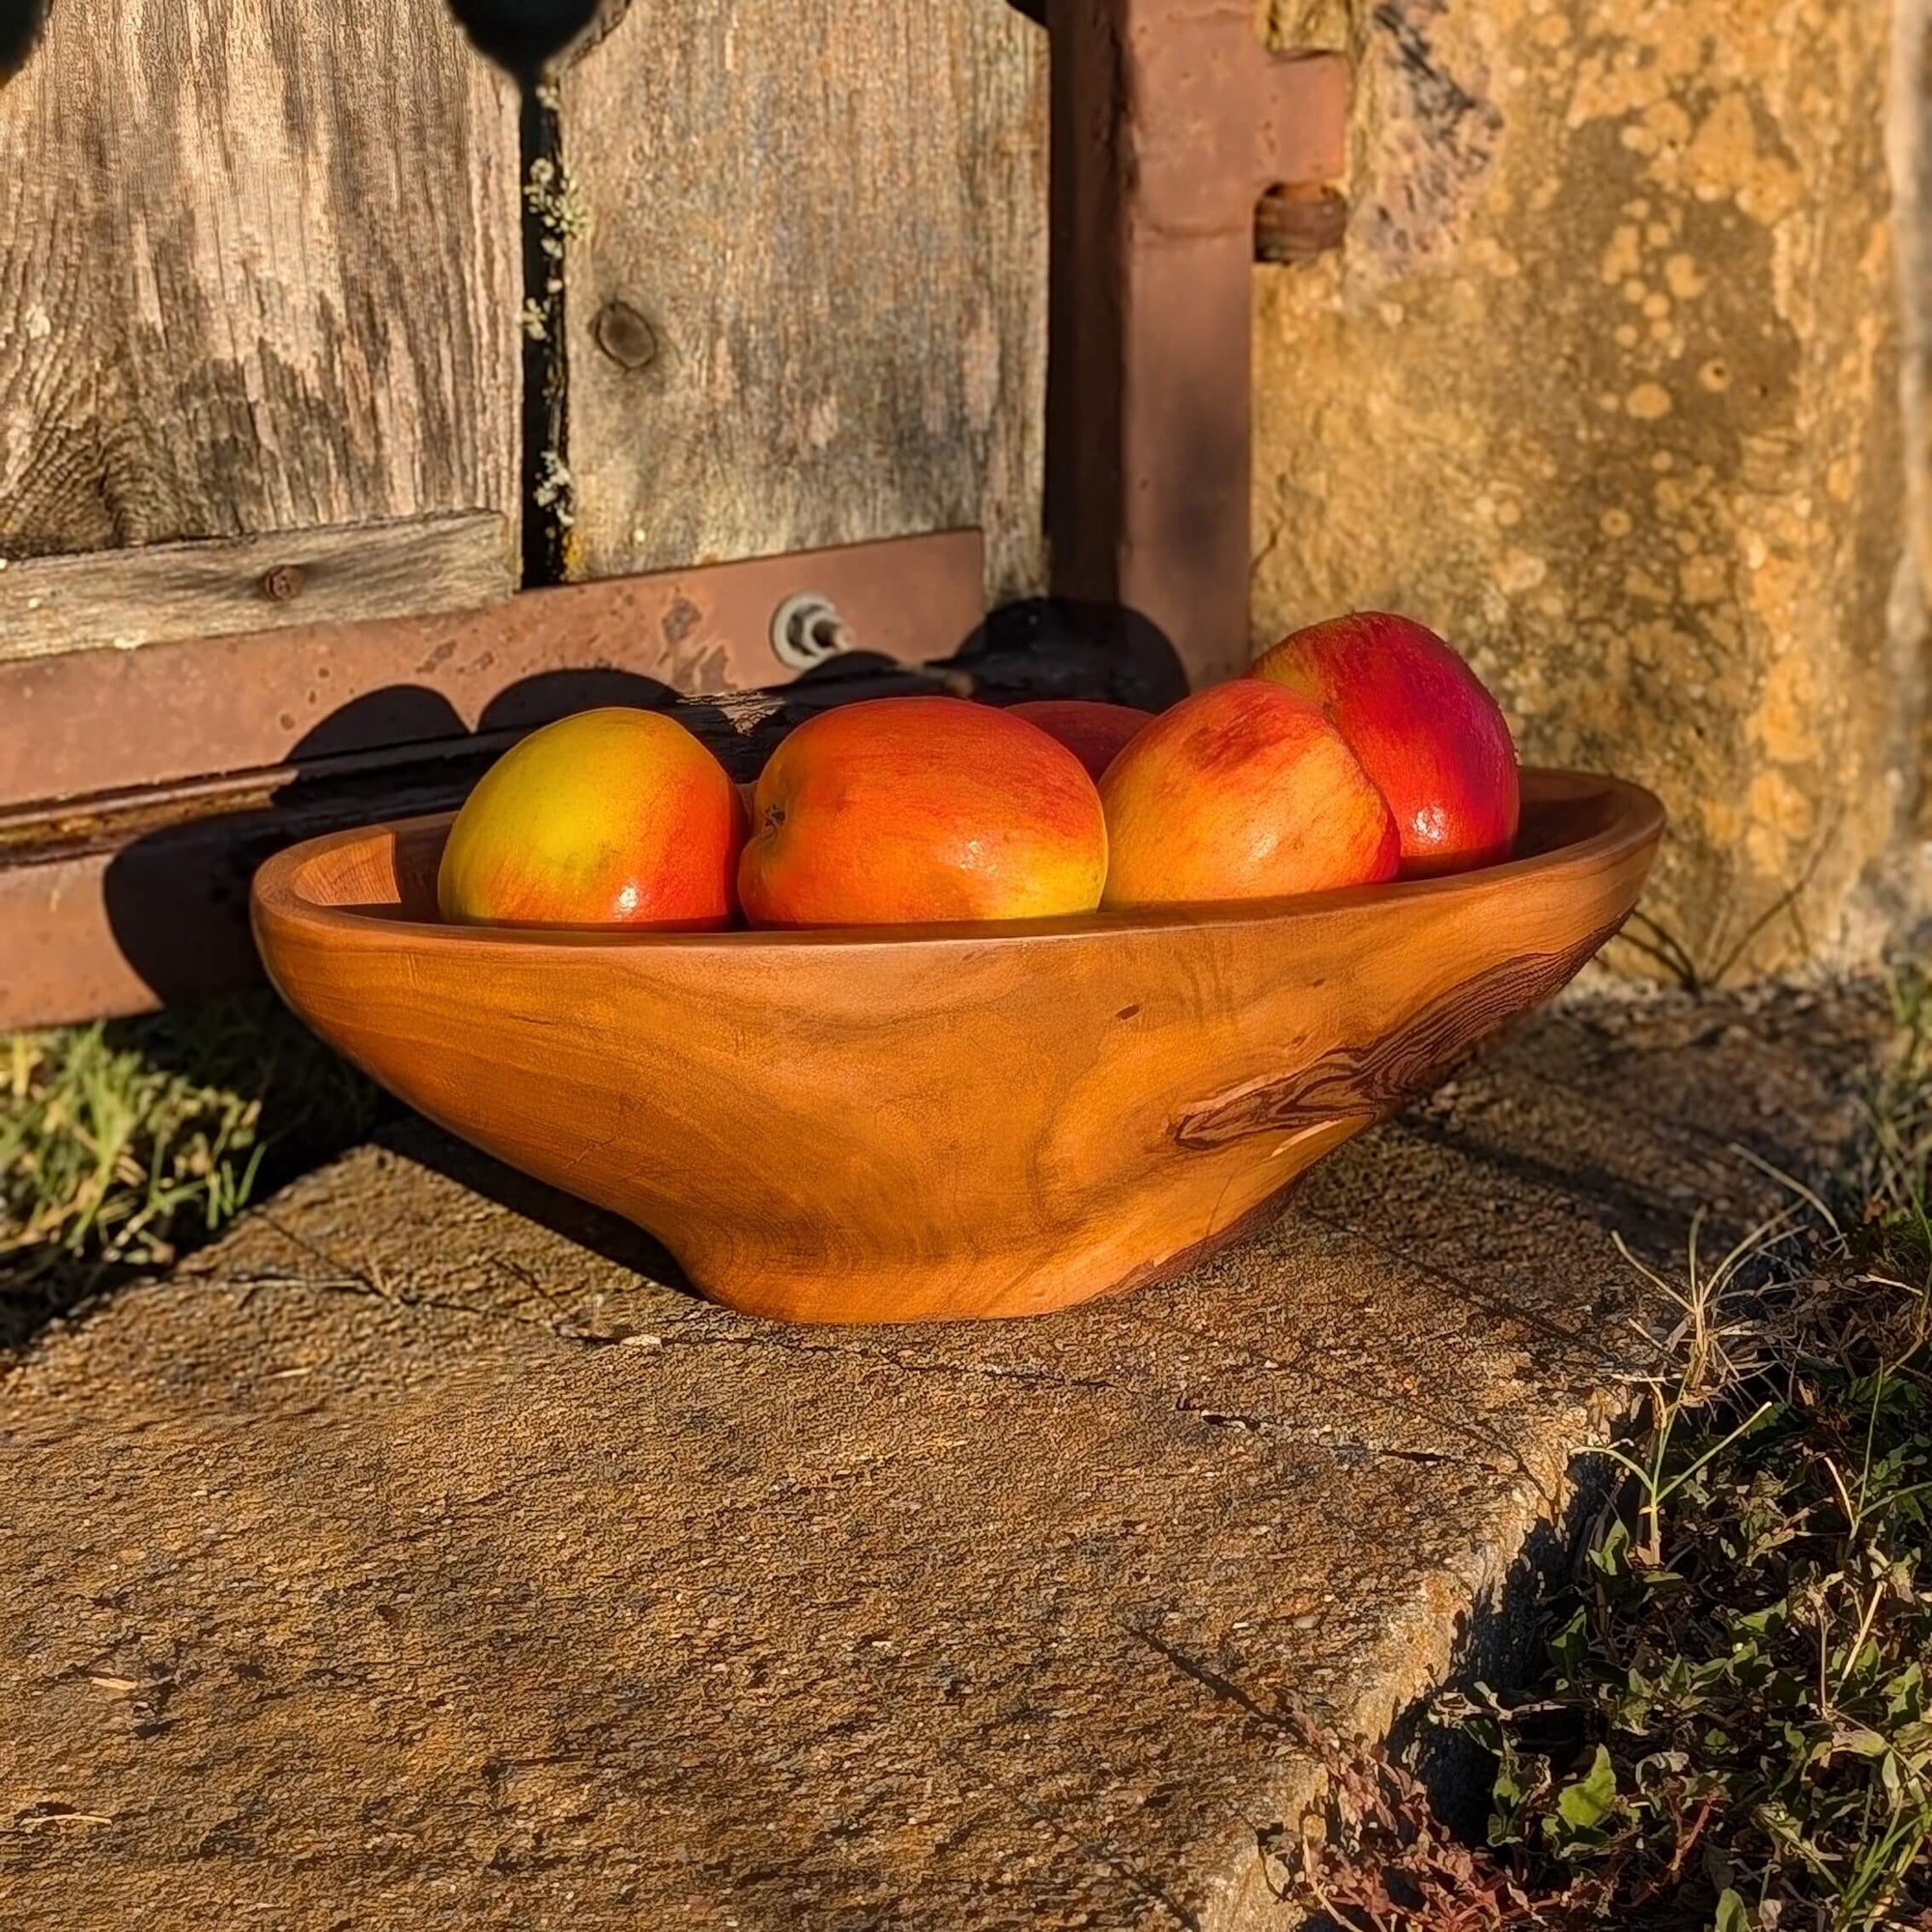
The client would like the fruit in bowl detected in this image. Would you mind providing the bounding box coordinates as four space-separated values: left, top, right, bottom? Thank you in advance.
424 609 1520 936
740 696 1107 926
1005 699 1154 781
1251 612 1519 877
1098 678 1399 909
438 707 744 930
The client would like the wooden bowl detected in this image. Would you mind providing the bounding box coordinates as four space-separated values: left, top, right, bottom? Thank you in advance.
251 768 1662 1324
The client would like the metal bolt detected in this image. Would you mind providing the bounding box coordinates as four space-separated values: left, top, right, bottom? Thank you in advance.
593 299 660 372
1254 183 1348 265
260 565 304 603
770 593 853 671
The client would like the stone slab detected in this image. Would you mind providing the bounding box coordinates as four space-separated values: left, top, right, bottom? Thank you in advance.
0 983 1888 1930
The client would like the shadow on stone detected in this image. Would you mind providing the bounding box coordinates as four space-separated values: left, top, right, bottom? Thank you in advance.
375 1115 699 1299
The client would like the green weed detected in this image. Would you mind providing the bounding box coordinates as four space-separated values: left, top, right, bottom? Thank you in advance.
1281 974 1932 1932
1 994 387 1344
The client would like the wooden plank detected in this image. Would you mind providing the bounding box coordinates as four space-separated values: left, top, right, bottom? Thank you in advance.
0 0 521 632
0 532 985 810
0 513 513 664
559 0 1047 605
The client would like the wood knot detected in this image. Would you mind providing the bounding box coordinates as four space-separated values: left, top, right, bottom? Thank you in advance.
593 299 660 372
1170 920 1631 1151
259 565 305 604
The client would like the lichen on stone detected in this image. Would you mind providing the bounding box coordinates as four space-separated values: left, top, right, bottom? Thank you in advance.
1252 0 1913 982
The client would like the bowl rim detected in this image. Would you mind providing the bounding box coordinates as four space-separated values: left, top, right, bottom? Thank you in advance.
252 765 1665 955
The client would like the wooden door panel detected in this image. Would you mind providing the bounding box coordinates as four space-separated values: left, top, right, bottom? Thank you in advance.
0 0 523 658
558 0 1047 604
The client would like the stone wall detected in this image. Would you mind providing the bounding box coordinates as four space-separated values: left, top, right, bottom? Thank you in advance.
1253 0 1925 982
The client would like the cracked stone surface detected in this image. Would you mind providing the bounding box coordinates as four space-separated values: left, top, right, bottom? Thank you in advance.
0 982 1889 1930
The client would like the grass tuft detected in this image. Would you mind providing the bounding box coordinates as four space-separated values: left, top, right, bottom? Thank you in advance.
1281 969 1932 1932
1 995 387 1347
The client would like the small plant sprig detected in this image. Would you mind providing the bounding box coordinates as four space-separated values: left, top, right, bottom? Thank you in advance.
2 998 386 1332
1281 978 1932 1932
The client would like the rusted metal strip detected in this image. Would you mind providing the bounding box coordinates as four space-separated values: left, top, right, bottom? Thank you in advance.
0 530 984 812
1046 5 1348 686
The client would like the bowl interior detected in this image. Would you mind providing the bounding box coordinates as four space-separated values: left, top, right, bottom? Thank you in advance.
284 767 1641 939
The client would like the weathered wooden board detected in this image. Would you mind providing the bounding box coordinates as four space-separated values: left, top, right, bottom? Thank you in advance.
0 514 512 665
559 0 1048 605
0 0 523 652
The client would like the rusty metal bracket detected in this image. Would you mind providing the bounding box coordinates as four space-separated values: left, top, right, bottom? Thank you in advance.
1046 2 1348 686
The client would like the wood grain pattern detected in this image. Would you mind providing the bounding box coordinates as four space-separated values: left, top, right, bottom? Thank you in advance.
252 769 1665 1325
0 0 521 631
1171 915 1631 1148
0 514 512 664
559 0 1047 604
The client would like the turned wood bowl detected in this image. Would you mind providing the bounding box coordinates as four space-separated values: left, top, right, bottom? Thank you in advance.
251 768 1662 1324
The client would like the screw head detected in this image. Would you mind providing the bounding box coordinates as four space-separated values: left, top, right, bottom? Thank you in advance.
770 593 852 671
260 565 304 603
